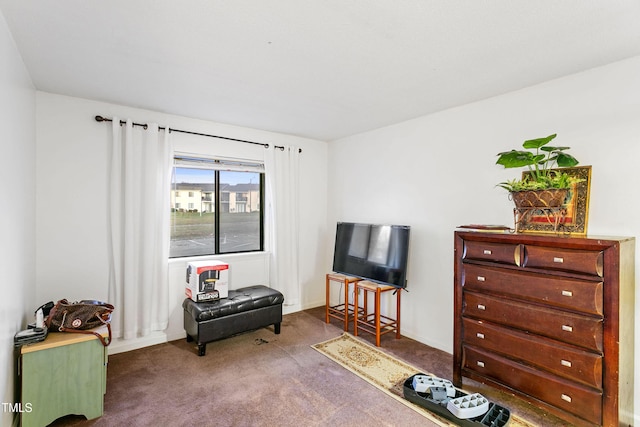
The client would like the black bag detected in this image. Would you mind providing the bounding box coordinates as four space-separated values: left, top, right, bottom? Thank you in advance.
46 299 114 346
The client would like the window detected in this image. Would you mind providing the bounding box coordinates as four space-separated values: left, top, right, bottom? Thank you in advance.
170 156 264 258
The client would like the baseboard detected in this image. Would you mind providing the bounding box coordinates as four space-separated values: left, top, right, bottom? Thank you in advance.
166 330 187 342
400 329 451 355
107 331 168 355
300 300 325 311
106 304 313 355
282 305 299 316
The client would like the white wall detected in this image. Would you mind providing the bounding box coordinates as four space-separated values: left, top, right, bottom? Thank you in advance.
0 9 35 427
328 55 640 420
34 92 329 353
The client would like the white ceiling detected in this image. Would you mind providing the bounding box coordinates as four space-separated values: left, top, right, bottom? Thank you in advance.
2 1 640 141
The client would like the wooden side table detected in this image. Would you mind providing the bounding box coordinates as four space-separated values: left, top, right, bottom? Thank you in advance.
353 280 401 346
20 327 109 427
325 273 362 331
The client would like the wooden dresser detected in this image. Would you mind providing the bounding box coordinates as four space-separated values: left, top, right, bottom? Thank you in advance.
453 230 635 426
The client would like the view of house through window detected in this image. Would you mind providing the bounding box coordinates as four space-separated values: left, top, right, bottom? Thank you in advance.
170 158 264 258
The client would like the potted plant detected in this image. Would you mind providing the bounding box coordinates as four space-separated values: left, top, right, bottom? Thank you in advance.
496 133 580 208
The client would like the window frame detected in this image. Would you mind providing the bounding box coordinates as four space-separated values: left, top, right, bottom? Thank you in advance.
170 155 265 258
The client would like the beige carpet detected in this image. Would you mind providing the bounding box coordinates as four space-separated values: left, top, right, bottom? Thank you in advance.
312 332 535 427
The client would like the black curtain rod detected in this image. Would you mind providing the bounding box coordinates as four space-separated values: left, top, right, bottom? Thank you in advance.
95 115 301 152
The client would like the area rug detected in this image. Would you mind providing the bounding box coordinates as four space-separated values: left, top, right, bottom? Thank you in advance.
312 333 535 427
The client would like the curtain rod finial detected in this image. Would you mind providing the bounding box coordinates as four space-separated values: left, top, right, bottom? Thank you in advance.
95 115 105 122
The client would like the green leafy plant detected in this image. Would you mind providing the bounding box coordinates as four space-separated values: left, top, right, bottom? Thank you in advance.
496 134 580 192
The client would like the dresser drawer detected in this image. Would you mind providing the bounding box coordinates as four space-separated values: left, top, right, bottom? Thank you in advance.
523 245 603 277
463 318 602 388
463 292 603 352
462 240 520 266
462 264 603 316
463 346 602 426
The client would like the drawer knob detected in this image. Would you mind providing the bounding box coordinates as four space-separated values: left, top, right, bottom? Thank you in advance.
477 361 485 368
561 359 572 368
483 249 492 255
476 332 485 339
561 394 572 403
554 256 564 264
561 290 573 297
477 304 486 311
562 325 573 332
477 276 485 282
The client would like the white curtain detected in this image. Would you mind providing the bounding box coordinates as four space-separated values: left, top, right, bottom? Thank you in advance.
264 145 301 306
108 118 173 339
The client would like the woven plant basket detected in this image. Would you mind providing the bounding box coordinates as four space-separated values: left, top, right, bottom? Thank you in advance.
510 189 568 208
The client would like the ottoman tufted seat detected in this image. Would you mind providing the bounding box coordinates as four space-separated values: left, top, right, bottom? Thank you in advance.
183 285 284 356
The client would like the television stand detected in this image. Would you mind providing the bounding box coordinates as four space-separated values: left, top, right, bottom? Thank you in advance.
325 273 362 331
354 280 401 347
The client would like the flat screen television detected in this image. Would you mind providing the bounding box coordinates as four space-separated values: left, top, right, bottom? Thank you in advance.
332 222 411 289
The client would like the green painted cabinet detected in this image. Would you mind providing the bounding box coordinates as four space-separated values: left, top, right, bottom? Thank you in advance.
20 329 108 427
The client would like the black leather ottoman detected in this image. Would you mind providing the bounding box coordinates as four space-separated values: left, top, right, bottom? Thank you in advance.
183 285 284 356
